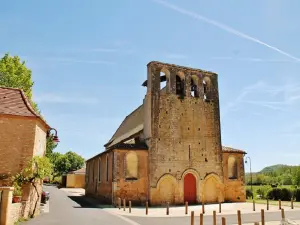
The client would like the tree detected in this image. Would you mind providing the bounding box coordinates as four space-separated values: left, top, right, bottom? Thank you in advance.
46 137 58 158
293 168 300 186
12 156 53 217
0 53 39 111
51 151 85 179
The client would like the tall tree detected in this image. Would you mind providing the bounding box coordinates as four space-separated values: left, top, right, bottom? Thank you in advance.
0 53 39 111
51 151 85 179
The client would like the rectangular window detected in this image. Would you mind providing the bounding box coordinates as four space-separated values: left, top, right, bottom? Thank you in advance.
98 158 101 182
106 155 109 182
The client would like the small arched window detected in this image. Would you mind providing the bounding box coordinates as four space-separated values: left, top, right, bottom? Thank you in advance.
176 75 185 96
191 76 199 97
125 152 138 180
228 156 238 179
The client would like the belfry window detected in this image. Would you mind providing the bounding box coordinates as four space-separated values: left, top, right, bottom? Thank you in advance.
191 77 199 97
176 75 184 96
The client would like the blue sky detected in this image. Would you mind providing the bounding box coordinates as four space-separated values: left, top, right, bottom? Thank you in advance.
1 0 300 172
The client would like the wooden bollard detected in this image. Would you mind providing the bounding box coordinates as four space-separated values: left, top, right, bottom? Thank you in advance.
237 210 242 225
279 199 282 209
123 199 126 211
200 213 203 225
202 202 205 214
267 199 269 210
146 201 148 215
118 198 121 210
219 202 221 213
190 211 194 225
261 209 265 225
185 201 188 214
254 222 259 225
129 201 131 213
253 200 255 211
166 202 169 215
213 211 216 225
281 208 285 220
291 199 294 209
222 217 226 225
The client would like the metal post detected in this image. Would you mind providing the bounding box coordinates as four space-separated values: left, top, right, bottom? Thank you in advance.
245 156 253 199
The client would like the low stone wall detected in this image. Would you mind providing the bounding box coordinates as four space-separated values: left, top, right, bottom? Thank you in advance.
9 203 22 224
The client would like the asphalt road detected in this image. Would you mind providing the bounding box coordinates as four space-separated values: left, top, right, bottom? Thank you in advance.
24 186 300 225
24 185 137 225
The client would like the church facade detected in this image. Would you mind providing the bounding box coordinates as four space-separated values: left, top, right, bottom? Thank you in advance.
85 61 246 206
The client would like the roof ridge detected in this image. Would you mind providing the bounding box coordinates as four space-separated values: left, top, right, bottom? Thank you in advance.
0 86 50 129
105 104 143 146
19 89 50 129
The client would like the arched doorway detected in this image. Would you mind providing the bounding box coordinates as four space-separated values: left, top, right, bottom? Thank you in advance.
184 173 196 204
204 177 218 203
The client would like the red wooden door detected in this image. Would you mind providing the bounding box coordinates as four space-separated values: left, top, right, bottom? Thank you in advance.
184 173 196 204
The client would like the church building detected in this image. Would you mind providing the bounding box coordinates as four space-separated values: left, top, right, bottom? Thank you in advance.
85 61 246 206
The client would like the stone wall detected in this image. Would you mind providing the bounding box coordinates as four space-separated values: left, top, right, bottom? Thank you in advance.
21 181 43 219
9 203 22 225
144 61 224 205
85 151 113 204
0 116 37 185
112 150 148 206
66 174 85 188
33 121 47 157
222 152 246 202
85 149 148 205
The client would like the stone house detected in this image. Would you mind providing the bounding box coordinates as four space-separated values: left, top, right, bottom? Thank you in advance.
85 61 246 206
0 86 53 221
0 87 51 185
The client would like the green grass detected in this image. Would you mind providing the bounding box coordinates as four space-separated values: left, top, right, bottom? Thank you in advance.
246 199 300 208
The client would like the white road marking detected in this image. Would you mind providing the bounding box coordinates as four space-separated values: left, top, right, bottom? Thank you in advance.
104 209 141 225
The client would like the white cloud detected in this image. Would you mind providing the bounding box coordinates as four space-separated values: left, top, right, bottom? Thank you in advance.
211 56 299 63
153 0 300 62
34 94 99 104
222 81 300 116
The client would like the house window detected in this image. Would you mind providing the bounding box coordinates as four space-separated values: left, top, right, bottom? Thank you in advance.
125 152 138 180
98 158 101 182
228 156 238 179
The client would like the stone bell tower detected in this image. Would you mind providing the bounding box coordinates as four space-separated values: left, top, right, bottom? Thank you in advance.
142 61 224 204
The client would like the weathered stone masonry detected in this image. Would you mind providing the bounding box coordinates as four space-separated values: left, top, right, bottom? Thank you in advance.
86 61 246 206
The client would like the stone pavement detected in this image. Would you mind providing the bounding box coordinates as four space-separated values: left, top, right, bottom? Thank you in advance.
102 202 300 218
58 188 300 225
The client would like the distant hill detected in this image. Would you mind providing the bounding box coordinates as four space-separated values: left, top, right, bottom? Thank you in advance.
259 164 292 174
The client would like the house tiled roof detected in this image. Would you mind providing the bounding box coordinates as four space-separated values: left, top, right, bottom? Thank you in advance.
0 86 50 129
69 167 86 174
222 146 246 154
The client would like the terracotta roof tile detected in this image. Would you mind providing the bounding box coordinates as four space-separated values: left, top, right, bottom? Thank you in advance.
222 146 246 154
0 86 50 128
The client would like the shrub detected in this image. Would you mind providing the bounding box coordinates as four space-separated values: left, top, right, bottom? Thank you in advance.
257 186 271 199
281 188 292 201
267 188 292 201
267 188 282 200
246 188 253 199
295 189 300 202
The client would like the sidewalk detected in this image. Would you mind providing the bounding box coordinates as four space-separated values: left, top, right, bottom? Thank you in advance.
102 202 300 218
